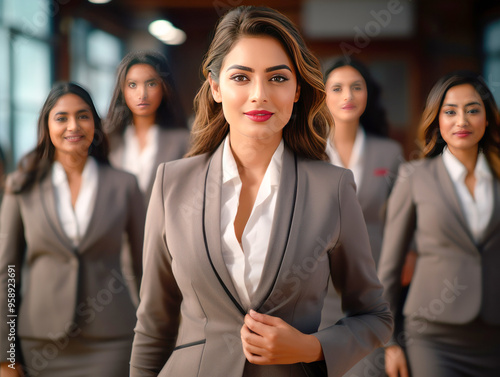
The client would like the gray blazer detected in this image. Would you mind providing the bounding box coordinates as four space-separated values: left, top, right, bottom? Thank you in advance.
320 135 402 330
378 156 500 330
130 143 393 377
0 163 145 362
108 128 190 203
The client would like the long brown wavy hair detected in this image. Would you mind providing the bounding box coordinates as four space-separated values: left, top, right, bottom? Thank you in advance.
105 50 187 136
6 82 109 194
419 70 500 178
186 6 331 160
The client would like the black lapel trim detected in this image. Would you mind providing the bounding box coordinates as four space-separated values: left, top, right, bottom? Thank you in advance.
202 157 246 316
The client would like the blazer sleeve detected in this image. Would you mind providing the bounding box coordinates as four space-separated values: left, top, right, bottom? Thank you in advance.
315 170 394 377
130 164 182 377
126 176 146 293
377 163 416 345
0 191 26 362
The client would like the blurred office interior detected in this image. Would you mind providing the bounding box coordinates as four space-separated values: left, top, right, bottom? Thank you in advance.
0 0 499 171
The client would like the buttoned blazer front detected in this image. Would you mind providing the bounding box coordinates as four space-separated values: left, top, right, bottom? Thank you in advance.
0 163 145 360
108 127 190 203
378 156 500 327
131 143 393 377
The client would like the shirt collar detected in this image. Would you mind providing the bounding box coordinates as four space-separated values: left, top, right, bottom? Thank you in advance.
326 126 365 167
52 156 98 186
442 146 492 183
222 135 284 187
124 124 159 145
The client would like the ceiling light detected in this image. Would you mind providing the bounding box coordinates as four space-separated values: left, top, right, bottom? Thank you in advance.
149 20 186 45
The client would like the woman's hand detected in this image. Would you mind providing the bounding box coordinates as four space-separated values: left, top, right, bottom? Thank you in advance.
0 362 24 377
385 345 409 377
240 309 323 365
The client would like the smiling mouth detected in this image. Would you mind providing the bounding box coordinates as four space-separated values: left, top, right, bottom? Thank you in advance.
244 111 273 122
65 136 84 142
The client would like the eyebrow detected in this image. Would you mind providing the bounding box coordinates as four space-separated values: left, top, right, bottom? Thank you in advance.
226 64 292 73
442 102 482 107
53 109 91 116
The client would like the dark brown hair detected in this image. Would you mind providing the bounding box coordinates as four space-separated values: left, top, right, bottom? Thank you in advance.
105 50 187 136
419 70 500 178
7 82 109 194
186 6 331 160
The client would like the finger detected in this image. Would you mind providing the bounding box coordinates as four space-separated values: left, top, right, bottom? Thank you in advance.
249 310 282 327
241 323 266 349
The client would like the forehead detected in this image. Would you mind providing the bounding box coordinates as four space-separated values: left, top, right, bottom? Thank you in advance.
126 63 159 79
50 93 90 113
443 83 482 103
221 36 294 70
326 65 365 85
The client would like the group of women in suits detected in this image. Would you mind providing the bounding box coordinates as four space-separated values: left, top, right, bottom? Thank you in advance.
1 4 500 377
0 51 189 376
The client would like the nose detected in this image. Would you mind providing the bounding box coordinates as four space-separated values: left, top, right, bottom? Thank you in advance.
67 116 79 131
138 85 148 100
344 89 353 101
458 110 469 126
250 78 268 103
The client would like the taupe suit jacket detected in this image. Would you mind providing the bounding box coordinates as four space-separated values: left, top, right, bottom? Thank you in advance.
320 135 402 329
108 128 190 203
131 143 393 377
378 156 500 330
0 163 145 362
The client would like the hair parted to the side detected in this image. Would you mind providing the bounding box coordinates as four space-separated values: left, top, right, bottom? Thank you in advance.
105 50 188 136
324 56 390 137
186 5 332 160
418 70 500 178
6 82 110 194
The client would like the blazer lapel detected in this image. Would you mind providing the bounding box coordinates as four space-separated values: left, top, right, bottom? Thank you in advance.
252 147 297 311
39 171 76 252
356 137 374 207
480 177 500 245
78 165 109 252
202 144 246 314
435 157 477 248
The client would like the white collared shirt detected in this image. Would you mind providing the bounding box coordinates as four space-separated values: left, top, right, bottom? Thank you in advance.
52 157 98 246
326 126 365 190
220 136 284 310
442 147 493 243
122 125 159 193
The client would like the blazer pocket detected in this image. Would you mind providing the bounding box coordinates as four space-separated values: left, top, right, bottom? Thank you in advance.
159 340 206 377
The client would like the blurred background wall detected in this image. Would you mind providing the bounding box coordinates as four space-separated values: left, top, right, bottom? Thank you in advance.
1 0 499 172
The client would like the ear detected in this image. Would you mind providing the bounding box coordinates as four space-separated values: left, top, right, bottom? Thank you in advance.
294 83 301 103
208 72 222 103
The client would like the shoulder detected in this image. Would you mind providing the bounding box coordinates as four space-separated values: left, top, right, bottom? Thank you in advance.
98 163 138 186
366 135 402 154
396 157 438 182
157 153 210 182
297 157 355 189
159 127 190 140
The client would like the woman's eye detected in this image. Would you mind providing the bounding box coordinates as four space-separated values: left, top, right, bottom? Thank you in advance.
332 87 341 92
270 75 288 83
444 110 455 115
128 83 136 88
230 74 248 82
79 114 90 119
148 81 158 87
56 117 67 122
353 86 362 91
468 108 479 114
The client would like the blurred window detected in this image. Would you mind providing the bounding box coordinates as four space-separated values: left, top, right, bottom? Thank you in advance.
484 19 500 107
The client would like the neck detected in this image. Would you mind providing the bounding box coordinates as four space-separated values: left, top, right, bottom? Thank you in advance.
331 120 359 146
132 115 155 134
54 152 88 175
448 146 479 175
229 133 281 177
